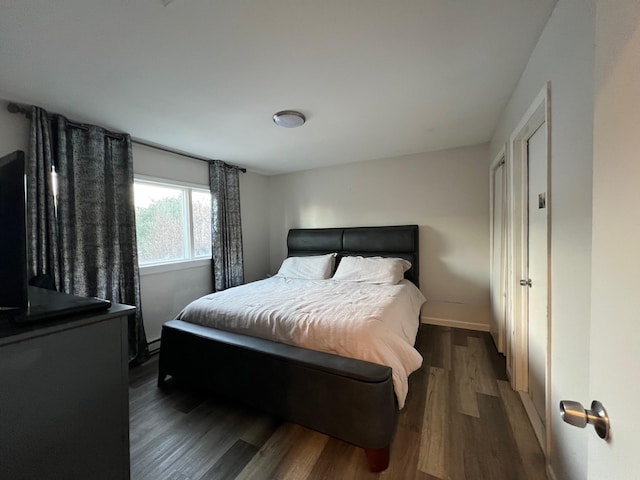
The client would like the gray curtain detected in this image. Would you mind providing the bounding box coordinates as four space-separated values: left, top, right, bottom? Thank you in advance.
27 107 60 288
209 160 244 290
27 106 148 363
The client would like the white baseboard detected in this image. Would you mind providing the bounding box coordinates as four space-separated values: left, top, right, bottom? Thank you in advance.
147 337 161 355
420 302 491 332
421 316 490 332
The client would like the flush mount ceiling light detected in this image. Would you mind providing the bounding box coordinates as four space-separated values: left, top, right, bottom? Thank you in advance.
272 110 306 128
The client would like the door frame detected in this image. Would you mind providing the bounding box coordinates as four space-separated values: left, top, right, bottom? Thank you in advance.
489 146 508 356
507 83 552 454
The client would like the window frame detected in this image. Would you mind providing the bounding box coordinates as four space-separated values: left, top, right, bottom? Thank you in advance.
133 175 212 274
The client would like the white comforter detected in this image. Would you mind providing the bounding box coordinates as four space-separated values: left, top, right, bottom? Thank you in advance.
177 276 426 408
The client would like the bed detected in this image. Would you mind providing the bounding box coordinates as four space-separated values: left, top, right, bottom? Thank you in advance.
157 225 423 471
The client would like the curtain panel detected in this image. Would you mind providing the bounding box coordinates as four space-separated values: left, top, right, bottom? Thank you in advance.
27 108 60 288
27 106 148 363
209 160 244 291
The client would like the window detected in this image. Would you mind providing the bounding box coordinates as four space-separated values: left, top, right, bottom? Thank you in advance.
134 178 212 267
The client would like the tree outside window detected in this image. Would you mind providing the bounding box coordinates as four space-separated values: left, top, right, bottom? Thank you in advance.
134 179 211 266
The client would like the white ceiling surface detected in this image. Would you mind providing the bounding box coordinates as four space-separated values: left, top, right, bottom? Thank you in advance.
0 0 556 175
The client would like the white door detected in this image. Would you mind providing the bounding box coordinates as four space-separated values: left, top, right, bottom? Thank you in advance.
527 125 548 428
587 4 640 478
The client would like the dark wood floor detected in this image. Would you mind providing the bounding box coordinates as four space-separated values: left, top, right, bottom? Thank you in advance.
129 325 547 480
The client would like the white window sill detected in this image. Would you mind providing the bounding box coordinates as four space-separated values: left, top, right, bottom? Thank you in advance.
139 258 211 276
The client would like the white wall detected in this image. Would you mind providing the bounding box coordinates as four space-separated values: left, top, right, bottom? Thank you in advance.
489 2 595 479
0 103 271 343
240 170 271 283
268 144 492 329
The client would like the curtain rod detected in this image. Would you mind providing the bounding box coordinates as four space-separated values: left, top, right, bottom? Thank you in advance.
8 102 124 140
6 102 246 173
131 139 246 173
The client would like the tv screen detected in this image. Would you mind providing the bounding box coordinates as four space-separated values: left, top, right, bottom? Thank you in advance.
0 150 28 313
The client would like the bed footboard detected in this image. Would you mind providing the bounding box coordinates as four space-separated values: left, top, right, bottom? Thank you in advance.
158 319 398 471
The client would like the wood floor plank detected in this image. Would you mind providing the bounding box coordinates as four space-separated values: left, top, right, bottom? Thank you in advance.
133 403 242 479
482 334 509 382
129 390 231 457
130 396 223 466
306 437 375 480
234 423 328 480
460 414 490 480
129 378 188 420
417 473 445 480
240 414 282 448
422 325 442 369
417 366 449 478
128 356 160 389
380 425 423 480
398 325 432 432
399 359 430 433
415 324 430 349
199 440 259 480
467 336 500 396
422 325 451 371
162 471 191 480
448 410 485 480
440 328 452 372
452 345 480 417
497 380 547 480
459 328 483 338
474 393 529 480
452 328 468 346
129 378 211 434
172 408 258 480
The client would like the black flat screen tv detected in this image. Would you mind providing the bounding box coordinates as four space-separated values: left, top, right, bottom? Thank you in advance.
0 150 28 315
0 150 111 324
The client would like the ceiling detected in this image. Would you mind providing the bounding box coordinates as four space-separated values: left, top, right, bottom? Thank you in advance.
0 0 556 175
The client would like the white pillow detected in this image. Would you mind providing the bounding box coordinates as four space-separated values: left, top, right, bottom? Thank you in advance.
332 256 411 285
275 253 337 280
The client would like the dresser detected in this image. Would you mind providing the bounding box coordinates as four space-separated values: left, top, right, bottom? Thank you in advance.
0 303 134 480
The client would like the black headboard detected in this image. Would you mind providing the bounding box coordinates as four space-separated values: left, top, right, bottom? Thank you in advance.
287 225 419 286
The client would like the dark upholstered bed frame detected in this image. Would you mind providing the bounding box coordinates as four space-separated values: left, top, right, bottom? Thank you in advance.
157 225 420 472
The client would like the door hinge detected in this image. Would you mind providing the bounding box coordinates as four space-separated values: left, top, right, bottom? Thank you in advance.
519 279 532 287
